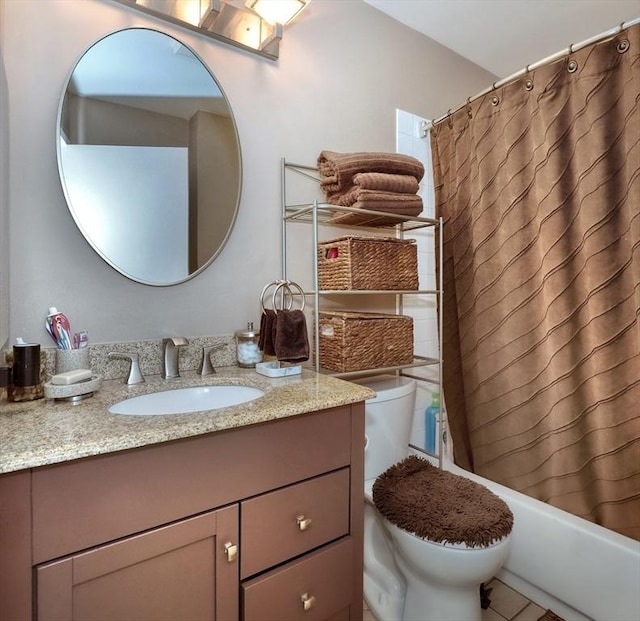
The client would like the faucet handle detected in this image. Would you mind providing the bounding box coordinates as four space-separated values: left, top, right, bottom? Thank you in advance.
199 344 226 376
108 351 145 385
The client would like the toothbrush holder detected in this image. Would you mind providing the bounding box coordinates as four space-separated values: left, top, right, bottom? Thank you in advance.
55 349 90 374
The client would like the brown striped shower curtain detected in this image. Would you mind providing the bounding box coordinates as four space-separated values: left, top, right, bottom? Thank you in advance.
431 23 640 540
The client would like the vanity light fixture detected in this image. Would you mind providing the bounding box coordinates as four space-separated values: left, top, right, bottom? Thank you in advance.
246 0 308 26
112 0 310 60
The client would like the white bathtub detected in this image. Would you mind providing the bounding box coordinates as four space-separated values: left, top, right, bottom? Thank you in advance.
444 458 640 621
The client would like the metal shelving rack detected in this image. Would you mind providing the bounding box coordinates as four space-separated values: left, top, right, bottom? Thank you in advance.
281 158 446 463
281 156 443 385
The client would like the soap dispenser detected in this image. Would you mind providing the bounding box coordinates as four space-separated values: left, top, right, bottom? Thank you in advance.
425 391 440 455
235 322 263 368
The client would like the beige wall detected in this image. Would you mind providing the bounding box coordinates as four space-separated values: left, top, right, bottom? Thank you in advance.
190 110 239 269
0 1 8 353
64 95 190 146
1 0 495 345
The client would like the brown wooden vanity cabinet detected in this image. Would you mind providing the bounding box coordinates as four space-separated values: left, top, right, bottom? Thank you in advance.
0 403 365 621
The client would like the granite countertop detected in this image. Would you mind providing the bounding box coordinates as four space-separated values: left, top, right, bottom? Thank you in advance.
0 368 374 474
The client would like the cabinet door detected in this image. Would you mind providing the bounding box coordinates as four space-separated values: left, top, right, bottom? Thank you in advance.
36 505 239 621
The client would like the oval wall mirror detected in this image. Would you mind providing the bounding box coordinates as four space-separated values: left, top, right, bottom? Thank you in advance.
57 28 242 286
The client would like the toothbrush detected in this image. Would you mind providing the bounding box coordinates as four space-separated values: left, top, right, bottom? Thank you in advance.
73 331 89 349
46 307 73 349
53 315 72 349
45 321 56 344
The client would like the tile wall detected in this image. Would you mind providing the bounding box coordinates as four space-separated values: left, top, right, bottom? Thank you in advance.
396 109 440 454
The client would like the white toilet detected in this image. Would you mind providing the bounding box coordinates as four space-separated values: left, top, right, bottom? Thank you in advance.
354 375 513 621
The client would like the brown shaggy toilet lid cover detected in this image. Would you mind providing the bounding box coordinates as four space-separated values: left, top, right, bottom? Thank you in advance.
372 456 514 548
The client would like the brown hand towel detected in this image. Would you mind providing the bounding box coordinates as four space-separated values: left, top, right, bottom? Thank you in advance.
318 151 425 194
259 309 276 356
274 309 309 363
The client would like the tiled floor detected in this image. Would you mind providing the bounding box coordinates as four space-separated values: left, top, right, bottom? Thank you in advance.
480 579 547 621
363 578 549 621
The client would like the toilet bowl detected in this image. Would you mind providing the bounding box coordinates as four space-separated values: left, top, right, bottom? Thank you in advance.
354 375 513 621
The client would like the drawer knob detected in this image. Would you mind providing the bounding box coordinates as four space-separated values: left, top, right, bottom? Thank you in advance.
223 541 238 563
296 515 312 531
301 592 316 611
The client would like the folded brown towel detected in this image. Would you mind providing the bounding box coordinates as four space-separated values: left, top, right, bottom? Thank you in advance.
354 172 420 193
330 194 424 227
318 151 425 194
353 193 423 211
274 309 309 363
329 188 423 208
327 172 420 203
259 309 276 356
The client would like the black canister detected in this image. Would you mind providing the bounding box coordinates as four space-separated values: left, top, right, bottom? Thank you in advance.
12 342 40 386
0 366 8 402
9 342 44 402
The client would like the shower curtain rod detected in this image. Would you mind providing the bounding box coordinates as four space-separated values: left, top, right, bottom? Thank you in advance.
432 17 640 127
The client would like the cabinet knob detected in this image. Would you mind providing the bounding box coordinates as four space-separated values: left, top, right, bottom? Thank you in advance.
296 514 312 531
223 541 238 563
300 592 316 611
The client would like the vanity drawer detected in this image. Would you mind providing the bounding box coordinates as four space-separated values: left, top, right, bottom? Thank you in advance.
242 537 353 621
241 468 350 578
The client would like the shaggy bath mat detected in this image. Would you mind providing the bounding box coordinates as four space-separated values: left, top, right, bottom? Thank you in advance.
538 611 565 621
372 455 513 547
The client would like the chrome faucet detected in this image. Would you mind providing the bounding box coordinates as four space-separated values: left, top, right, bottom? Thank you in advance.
162 337 189 379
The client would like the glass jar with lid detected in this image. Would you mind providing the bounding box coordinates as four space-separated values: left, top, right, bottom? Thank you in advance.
235 322 263 368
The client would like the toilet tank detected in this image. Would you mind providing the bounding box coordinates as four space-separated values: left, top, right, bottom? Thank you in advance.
352 375 416 481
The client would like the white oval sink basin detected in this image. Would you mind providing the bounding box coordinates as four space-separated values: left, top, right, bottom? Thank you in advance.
108 385 265 415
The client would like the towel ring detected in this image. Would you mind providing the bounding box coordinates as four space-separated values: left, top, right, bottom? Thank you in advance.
260 279 306 313
260 280 292 313
259 280 275 313
272 281 294 313
272 280 306 313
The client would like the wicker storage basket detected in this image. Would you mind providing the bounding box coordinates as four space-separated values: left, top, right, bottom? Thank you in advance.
317 236 418 290
318 311 414 372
